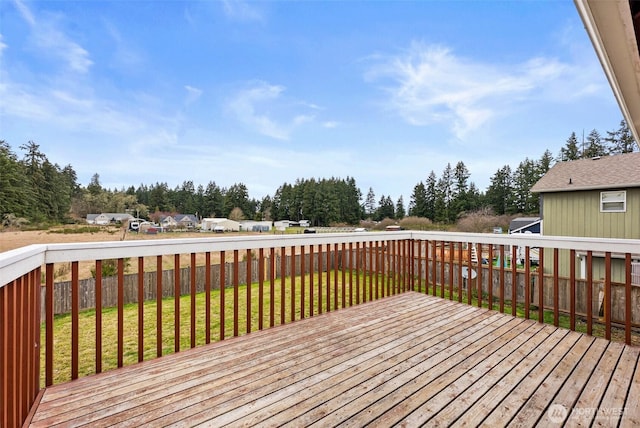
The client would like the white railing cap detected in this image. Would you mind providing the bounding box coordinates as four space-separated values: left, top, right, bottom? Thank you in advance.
2 231 639 287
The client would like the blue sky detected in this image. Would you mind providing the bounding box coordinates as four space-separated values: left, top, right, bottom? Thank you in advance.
0 0 623 203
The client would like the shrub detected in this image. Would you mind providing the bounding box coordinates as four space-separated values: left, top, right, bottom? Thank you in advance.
399 216 434 231
454 208 513 233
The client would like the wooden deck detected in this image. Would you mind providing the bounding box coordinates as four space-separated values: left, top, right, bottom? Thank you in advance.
29 292 640 427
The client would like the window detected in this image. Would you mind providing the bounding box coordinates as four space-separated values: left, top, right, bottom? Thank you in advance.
600 190 626 212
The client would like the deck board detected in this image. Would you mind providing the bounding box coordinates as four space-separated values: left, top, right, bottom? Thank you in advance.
30 292 640 427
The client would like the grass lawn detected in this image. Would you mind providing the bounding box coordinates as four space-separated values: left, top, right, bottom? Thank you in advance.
43 271 637 386
42 270 396 385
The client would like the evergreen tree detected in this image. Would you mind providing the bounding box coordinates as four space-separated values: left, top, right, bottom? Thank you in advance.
606 120 637 154
258 195 273 221
435 163 454 222
425 171 437 221
408 182 427 217
560 132 581 161
512 158 538 213
452 161 470 216
87 173 103 196
364 187 376 218
202 181 224 217
583 129 606 158
375 195 395 220
395 196 405 219
224 183 251 218
486 165 514 215
0 141 30 219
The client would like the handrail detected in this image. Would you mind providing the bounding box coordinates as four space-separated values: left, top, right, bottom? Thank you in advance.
3 231 639 286
2 230 640 428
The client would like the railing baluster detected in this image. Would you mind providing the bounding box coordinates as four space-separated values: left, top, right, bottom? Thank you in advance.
17 275 24 419
538 248 545 323
458 243 463 303
440 241 445 298
29 268 40 407
605 252 612 341
258 248 265 328
234 250 239 336
190 253 196 348
488 245 494 311
375 240 380 299
417 240 422 293
95 260 103 372
156 255 163 356
348 242 353 305
326 244 331 310
300 245 306 319
587 251 593 336
247 249 253 333
355 242 360 302
138 257 144 360
118 258 125 367
173 255 180 352
205 252 212 343
220 250 226 340
511 245 517 316
467 243 473 306
449 242 455 300
524 248 530 319
499 245 505 313
269 248 275 327
477 243 483 308
553 248 559 327
410 239 415 292
309 245 314 317
290 246 295 322
280 247 286 323
431 240 437 297
336 243 340 308
570 249 576 331
341 243 346 308
625 253 632 345
71 262 79 379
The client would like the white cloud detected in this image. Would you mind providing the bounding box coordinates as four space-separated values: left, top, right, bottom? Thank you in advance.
13 0 35 26
104 20 144 72
184 85 203 104
221 0 264 22
0 34 7 55
365 41 597 140
227 81 316 140
13 0 93 73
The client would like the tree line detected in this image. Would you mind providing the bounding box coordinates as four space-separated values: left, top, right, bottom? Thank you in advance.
1 120 636 229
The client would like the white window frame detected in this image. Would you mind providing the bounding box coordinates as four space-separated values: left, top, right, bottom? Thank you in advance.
600 190 626 213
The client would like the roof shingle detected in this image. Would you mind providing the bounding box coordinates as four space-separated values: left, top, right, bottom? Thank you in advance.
530 152 640 193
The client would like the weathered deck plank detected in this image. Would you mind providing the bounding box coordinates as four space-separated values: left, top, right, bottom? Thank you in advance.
30 292 640 427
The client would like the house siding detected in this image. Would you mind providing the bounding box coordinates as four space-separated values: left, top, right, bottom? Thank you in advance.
540 188 640 281
542 189 640 239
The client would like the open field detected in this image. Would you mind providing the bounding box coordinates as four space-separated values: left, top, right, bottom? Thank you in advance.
0 228 224 253
1 227 263 282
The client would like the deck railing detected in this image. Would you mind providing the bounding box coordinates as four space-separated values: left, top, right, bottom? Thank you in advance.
1 231 639 428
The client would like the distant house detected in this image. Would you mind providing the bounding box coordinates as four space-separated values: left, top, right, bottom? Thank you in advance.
201 218 240 232
174 214 199 229
86 214 100 224
508 217 541 235
159 215 178 229
86 213 134 225
531 152 640 281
